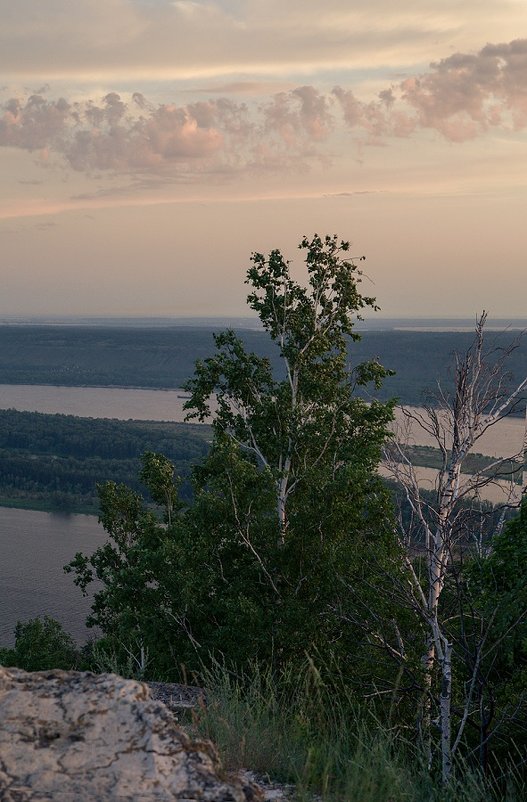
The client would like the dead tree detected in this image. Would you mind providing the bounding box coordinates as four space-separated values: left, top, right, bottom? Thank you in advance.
383 312 527 784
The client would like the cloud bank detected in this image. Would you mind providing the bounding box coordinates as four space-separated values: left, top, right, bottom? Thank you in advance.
0 87 335 176
1 40 526 178
401 39 527 140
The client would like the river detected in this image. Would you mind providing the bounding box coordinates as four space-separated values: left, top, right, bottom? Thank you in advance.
0 383 192 422
0 384 524 458
0 507 106 647
392 406 526 460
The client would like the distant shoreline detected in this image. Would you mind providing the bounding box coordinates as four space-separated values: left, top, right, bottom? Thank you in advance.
1 316 526 332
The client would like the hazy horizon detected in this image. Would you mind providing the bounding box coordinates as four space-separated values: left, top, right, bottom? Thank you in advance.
2 314 526 332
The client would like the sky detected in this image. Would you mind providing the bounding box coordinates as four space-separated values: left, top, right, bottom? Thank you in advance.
1 0 526 318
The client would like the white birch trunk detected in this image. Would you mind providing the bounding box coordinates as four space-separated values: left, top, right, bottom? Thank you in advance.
277 454 291 542
276 366 298 542
440 640 453 785
420 637 435 769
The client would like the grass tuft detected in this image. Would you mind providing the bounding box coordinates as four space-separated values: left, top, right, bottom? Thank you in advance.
188 659 523 802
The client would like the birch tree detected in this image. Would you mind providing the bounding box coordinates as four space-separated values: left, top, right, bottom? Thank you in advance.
178 234 398 666
383 312 527 784
185 233 394 542
66 234 399 677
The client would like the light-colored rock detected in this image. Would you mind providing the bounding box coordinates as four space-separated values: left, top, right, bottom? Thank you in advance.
0 666 262 802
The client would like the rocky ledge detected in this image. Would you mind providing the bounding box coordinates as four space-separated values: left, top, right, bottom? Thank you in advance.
0 666 262 802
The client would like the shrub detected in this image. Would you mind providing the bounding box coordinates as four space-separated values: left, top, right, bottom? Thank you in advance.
0 616 79 671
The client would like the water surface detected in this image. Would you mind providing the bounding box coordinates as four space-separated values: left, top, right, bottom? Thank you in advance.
0 383 191 421
0 507 106 647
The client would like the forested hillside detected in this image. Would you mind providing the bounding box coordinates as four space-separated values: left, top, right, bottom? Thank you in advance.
0 409 210 513
1 325 526 410
0 326 280 388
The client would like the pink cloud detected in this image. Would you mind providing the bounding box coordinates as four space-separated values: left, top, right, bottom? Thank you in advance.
332 86 401 141
0 88 333 176
1 40 526 178
399 38 527 141
0 93 238 173
330 39 527 144
262 86 333 146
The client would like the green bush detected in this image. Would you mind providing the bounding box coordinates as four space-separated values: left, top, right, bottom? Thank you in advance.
0 616 79 671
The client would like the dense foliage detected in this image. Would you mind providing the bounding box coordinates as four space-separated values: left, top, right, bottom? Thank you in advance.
0 616 79 672
65 235 403 683
0 409 209 512
462 500 527 770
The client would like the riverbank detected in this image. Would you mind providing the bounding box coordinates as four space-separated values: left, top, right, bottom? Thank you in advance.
0 496 99 515
0 392 523 514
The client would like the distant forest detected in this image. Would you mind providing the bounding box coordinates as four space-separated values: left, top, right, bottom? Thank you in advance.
0 409 210 514
1 324 526 409
0 325 525 514
0 409 513 516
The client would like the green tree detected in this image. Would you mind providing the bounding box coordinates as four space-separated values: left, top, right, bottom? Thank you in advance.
66 234 401 682
465 499 527 772
185 234 394 537
0 616 79 671
139 450 182 525
175 234 399 670
64 453 183 677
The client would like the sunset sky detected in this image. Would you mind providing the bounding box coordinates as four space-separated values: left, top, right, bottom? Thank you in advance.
1 1 526 318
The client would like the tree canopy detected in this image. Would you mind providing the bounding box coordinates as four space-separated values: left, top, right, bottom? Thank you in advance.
66 234 399 675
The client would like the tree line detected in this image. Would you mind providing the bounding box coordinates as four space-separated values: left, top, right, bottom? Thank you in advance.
0 410 209 512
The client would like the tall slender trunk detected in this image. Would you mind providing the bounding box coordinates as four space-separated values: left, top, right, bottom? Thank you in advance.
420 637 435 769
420 506 451 770
419 459 459 760
277 452 291 543
276 366 298 543
440 640 453 785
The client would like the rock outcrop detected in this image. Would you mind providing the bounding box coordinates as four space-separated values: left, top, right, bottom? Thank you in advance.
0 666 262 802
